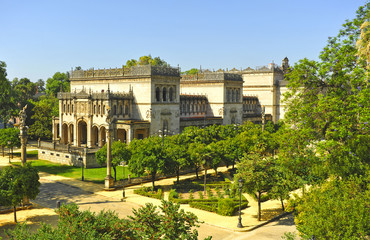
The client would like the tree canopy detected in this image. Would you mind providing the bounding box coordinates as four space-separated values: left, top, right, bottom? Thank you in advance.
46 72 70 96
125 55 168 67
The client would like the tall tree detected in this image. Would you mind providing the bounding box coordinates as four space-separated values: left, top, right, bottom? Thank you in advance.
28 95 59 140
46 72 70 96
128 136 166 189
237 154 275 221
283 4 370 238
0 61 16 127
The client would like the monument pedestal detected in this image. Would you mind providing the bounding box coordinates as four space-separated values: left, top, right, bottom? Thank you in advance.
104 175 114 191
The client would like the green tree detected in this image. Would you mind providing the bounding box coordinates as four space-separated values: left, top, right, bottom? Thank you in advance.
95 141 131 182
281 4 370 238
36 79 45 92
12 77 37 105
236 154 275 221
28 95 59 140
283 3 369 179
0 61 17 127
129 136 166 189
129 200 209 240
46 72 70 96
166 134 191 184
0 128 21 158
125 55 168 67
182 68 199 75
288 177 370 239
5 200 210 240
0 164 40 223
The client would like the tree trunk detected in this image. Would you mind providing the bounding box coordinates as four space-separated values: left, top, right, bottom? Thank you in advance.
113 166 117 182
204 168 207 195
258 192 261 221
2 146 4 157
195 167 199 180
11 147 13 159
13 206 17 223
280 197 285 211
176 169 180 184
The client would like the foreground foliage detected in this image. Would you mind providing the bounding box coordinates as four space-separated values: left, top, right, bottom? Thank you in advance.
282 3 370 239
5 200 211 240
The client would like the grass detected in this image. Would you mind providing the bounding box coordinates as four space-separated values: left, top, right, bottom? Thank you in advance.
12 159 137 184
12 150 38 159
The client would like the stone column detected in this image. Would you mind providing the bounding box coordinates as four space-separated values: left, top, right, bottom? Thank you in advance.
20 127 27 166
104 127 114 190
104 107 114 190
18 105 28 166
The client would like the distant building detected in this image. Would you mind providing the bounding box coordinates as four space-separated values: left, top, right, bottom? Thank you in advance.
43 58 289 167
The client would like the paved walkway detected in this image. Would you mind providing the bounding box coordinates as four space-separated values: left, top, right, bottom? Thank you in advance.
0 148 297 239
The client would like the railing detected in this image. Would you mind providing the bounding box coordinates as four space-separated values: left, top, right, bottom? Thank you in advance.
70 65 180 79
181 72 242 81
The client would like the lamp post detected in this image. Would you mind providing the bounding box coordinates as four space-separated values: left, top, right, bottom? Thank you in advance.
7 141 11 163
122 161 126 201
237 177 244 228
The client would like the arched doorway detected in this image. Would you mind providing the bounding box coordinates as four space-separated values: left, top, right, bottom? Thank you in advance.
69 124 74 144
62 123 68 144
99 126 106 147
117 129 126 143
78 120 87 147
92 126 99 146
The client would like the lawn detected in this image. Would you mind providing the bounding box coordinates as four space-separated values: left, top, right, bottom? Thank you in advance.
12 150 38 159
12 159 136 184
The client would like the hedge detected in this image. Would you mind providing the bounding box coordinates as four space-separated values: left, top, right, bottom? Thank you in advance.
134 187 163 200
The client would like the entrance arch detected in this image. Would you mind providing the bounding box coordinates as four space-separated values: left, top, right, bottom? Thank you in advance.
77 120 87 147
62 123 68 144
117 129 126 143
99 126 106 147
69 124 74 144
92 126 99 147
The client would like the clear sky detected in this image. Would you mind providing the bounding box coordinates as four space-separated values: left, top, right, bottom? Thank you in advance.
0 0 365 82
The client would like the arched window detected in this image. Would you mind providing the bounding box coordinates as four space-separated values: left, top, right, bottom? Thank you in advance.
120 105 123 115
71 104 74 113
98 105 101 114
236 89 240 102
103 105 106 114
163 87 167 102
227 89 230 102
125 104 129 115
113 105 117 115
67 104 70 113
186 103 190 113
155 87 160 102
63 104 66 113
231 90 234 102
94 105 96 114
169 87 174 102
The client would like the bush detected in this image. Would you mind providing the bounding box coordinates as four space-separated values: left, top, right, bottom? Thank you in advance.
189 202 218 213
134 186 163 200
217 198 235 216
168 189 179 201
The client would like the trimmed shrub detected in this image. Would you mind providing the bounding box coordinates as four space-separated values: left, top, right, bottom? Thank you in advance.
189 202 218 213
218 198 235 216
134 186 163 200
168 189 179 201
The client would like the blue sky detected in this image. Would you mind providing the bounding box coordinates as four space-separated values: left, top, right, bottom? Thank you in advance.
0 0 365 82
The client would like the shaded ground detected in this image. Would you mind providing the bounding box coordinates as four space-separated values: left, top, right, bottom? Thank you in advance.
0 153 297 239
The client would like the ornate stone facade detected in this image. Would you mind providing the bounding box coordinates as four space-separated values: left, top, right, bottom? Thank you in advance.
52 59 289 149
